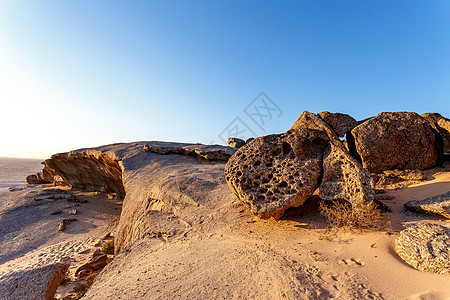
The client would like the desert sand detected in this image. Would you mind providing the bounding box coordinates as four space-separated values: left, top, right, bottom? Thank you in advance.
0 158 42 192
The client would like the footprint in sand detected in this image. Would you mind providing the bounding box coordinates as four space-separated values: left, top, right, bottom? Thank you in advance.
339 258 364 267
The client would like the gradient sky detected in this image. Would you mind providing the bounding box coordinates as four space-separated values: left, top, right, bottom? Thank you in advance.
1 1 449 158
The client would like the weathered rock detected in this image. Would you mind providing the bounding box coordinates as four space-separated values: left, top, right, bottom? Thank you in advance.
318 111 358 137
143 143 236 161
319 142 374 205
382 169 426 181
26 172 51 184
246 137 255 144
0 262 69 299
75 254 108 278
50 210 62 215
421 113 450 153
38 150 125 195
225 121 375 219
58 220 66 231
225 129 329 219
227 137 246 148
395 223 450 274
68 209 77 215
291 111 342 145
349 112 443 173
404 191 450 219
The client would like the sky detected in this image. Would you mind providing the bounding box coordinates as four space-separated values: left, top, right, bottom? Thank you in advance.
0 1 449 158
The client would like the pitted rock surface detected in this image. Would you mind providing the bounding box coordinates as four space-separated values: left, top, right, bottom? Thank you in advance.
395 223 450 275
318 111 358 137
319 143 374 204
421 113 450 153
225 129 329 219
225 122 375 219
349 112 442 173
404 191 450 219
291 111 342 145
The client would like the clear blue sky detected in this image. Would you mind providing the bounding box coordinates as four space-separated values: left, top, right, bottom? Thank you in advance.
1 1 449 158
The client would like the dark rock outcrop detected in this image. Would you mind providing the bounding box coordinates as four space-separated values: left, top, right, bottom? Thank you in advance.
404 191 450 219
318 111 358 137
395 223 450 274
349 112 443 173
421 113 450 153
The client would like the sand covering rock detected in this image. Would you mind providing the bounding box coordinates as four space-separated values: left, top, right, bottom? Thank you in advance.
395 223 450 275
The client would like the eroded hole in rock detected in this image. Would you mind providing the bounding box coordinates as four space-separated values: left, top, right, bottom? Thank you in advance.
282 142 293 156
279 181 288 188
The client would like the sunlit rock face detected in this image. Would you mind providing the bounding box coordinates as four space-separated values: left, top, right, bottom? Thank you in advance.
348 112 443 173
225 111 374 220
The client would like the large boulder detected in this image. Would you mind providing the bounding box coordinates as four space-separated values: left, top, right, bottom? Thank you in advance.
395 223 450 275
421 113 450 153
225 129 329 219
348 112 443 173
225 111 375 219
318 111 358 137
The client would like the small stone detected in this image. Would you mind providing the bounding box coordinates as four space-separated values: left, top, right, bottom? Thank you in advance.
68 209 77 215
50 210 62 215
227 137 246 148
75 254 108 278
58 220 66 231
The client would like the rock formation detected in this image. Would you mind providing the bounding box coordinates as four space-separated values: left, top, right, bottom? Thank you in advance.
0 262 69 300
143 143 235 161
225 129 328 219
227 137 246 148
348 112 443 173
317 111 358 137
28 150 125 195
395 223 450 275
421 113 450 153
404 191 450 219
226 111 375 219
